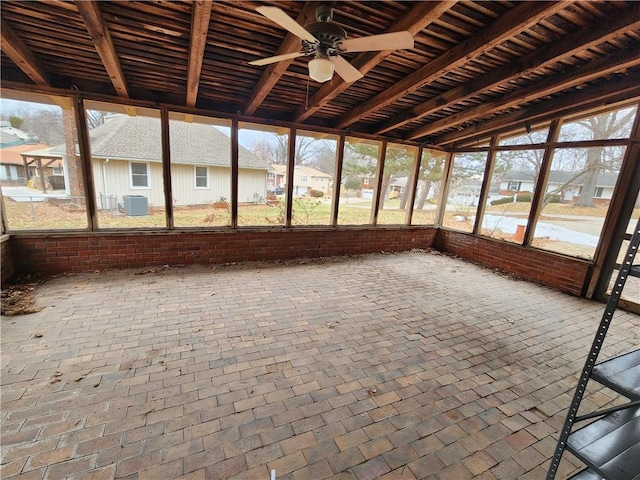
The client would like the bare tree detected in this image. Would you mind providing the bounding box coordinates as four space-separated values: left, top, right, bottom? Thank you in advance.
85 110 106 130
573 108 635 207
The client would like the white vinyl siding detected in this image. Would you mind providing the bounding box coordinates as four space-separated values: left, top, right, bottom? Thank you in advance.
93 159 164 206
94 159 267 207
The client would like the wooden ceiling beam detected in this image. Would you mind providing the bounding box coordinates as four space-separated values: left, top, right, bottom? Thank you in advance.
408 48 640 140
76 0 129 98
0 19 49 86
244 2 319 116
433 71 640 147
186 1 213 108
374 8 640 135
335 1 566 129
293 1 457 123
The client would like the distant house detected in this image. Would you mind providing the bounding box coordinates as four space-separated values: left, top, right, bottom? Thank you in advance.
499 170 618 203
21 115 269 206
269 164 333 196
0 126 57 186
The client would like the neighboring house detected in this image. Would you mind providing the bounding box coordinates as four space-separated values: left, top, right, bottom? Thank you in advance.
389 176 413 199
449 181 483 206
499 170 618 203
269 164 333 196
268 165 286 192
0 127 56 186
20 115 269 207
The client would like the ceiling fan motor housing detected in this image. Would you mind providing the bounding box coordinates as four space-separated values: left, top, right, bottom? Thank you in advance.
302 6 347 57
302 22 346 54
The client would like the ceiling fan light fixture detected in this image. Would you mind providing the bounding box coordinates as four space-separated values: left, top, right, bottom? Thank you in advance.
308 56 334 83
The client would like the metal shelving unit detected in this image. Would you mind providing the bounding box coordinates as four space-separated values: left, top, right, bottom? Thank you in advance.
546 217 640 480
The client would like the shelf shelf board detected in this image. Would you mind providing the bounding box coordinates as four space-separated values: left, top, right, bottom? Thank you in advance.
567 405 640 480
592 349 640 400
567 468 605 480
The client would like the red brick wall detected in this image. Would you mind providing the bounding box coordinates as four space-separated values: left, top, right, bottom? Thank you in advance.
1 235 15 286
4 227 593 296
8 227 436 275
434 228 592 296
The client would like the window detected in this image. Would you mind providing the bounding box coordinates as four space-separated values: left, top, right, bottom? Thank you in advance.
507 181 521 191
442 152 488 233
377 143 418 225
412 149 447 226
86 101 164 228
169 112 231 227
338 137 382 225
131 162 149 188
481 150 542 243
292 130 337 225
532 146 625 259
0 91 88 231
238 122 287 226
195 166 208 188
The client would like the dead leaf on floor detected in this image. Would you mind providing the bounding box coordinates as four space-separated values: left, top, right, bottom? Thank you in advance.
368 387 378 396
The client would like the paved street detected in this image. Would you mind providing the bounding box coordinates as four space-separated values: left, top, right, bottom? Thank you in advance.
2 251 638 479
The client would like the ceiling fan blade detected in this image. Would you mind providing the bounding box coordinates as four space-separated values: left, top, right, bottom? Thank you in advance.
256 6 317 43
333 56 364 83
249 52 306 66
339 31 414 53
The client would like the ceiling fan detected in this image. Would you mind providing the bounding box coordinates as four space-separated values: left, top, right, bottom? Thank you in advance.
249 5 414 84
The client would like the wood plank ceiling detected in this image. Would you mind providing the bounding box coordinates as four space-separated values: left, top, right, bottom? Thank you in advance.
1 1 639 148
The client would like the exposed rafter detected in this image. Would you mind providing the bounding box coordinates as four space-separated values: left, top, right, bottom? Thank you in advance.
244 2 319 116
0 19 49 86
186 0 213 108
335 1 566 129
374 8 640 135
434 71 640 147
76 0 129 98
408 48 640 141
293 1 457 123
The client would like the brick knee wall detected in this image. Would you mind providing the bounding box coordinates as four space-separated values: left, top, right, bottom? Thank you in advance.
1 235 15 286
7 227 436 276
433 228 592 296
4 227 592 296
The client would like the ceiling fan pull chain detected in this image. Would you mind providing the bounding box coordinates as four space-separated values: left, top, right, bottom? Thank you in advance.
305 75 310 111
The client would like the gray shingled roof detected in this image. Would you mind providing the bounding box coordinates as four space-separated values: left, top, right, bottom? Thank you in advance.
45 115 267 170
503 170 618 187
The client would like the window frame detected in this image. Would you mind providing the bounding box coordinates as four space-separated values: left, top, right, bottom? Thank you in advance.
130 161 151 189
194 166 209 189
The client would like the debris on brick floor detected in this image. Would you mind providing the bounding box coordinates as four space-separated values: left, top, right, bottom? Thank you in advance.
1 284 45 316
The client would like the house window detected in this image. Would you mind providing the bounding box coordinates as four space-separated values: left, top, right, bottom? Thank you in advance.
52 166 63 175
130 162 149 188
301 175 308 182
507 181 521 191
195 166 208 188
594 187 604 198
267 172 275 179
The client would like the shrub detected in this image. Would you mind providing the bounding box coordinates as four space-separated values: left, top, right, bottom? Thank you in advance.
490 193 562 206
309 189 324 198
491 194 532 205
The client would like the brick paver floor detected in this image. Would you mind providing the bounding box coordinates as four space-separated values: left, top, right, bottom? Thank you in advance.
2 251 638 480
